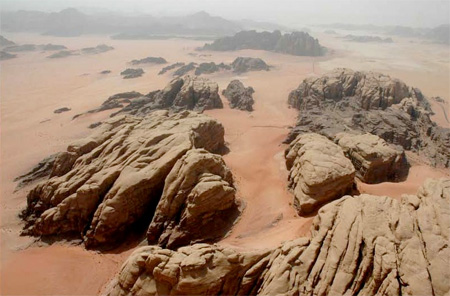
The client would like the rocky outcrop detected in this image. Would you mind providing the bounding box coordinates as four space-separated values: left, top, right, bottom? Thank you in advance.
107 178 450 296
112 76 222 116
147 149 239 249
336 133 409 183
222 80 255 111
54 107 71 114
203 30 325 56
158 62 185 75
131 56 167 65
231 57 270 73
14 154 61 189
287 68 450 168
343 34 394 43
120 68 144 79
0 35 15 47
2 44 36 52
41 44 67 50
0 51 16 60
81 44 114 54
194 62 230 75
47 50 74 59
285 133 356 215
174 62 197 76
21 111 226 248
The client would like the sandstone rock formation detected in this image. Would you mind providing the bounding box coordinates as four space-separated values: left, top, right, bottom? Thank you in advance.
287 68 450 168
81 44 114 54
203 30 325 56
174 62 197 76
158 62 185 75
285 133 355 215
54 107 71 114
21 111 227 248
120 68 144 79
336 132 409 183
14 154 61 189
231 57 270 74
107 178 450 296
131 56 167 65
0 51 16 60
343 34 394 43
147 149 239 249
222 80 255 111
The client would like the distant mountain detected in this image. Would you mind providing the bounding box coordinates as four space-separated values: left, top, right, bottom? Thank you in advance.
318 23 449 45
0 8 291 38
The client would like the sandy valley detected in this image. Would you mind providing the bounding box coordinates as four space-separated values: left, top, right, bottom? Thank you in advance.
1 31 449 295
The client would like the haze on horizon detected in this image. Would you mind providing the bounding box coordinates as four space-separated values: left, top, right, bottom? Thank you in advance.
0 0 448 29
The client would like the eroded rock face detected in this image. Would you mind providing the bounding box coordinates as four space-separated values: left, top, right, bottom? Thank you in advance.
287 68 450 168
22 111 226 248
336 132 409 183
285 133 355 215
147 149 238 249
231 57 270 73
222 80 255 111
108 178 450 296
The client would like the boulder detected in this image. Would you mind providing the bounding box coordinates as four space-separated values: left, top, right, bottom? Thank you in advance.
21 111 226 248
336 132 409 183
285 133 355 215
222 80 255 111
147 149 239 249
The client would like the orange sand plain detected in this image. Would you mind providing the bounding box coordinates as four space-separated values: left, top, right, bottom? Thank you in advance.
0 32 449 295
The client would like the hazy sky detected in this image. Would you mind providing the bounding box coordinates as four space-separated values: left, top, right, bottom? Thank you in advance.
0 0 448 28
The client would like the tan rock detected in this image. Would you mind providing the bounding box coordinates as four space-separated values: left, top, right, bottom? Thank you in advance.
107 178 450 296
336 132 409 183
147 148 239 249
22 111 226 248
285 133 356 215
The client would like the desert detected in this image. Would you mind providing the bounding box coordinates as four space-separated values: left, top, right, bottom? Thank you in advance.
0 3 449 296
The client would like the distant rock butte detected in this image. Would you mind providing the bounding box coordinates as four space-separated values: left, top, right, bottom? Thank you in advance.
222 80 255 111
21 111 231 248
203 30 325 56
108 178 450 296
287 68 450 168
120 68 144 79
130 56 167 65
159 57 270 76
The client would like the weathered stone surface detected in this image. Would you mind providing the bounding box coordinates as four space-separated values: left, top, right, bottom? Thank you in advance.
112 75 223 116
222 80 255 111
285 133 355 215
336 132 409 183
120 68 144 79
14 154 61 189
287 68 450 168
203 30 325 56
21 111 226 248
107 244 269 296
131 56 167 65
147 149 238 249
108 178 450 296
230 57 270 74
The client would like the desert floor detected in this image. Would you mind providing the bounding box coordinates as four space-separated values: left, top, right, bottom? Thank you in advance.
0 32 449 295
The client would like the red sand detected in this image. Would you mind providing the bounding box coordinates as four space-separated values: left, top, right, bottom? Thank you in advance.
1 32 449 295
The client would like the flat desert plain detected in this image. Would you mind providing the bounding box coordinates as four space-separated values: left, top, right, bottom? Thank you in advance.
1 32 449 295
